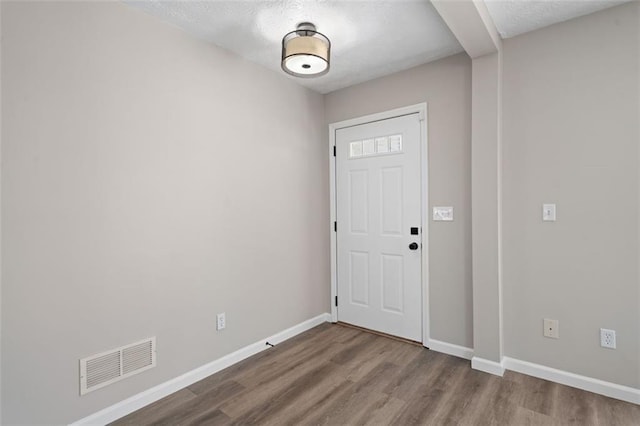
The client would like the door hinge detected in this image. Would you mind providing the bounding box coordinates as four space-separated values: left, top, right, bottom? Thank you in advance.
335 296 338 306
333 146 336 157
334 221 337 232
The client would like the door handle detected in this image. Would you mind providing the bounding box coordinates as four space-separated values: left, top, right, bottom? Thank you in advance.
409 242 419 250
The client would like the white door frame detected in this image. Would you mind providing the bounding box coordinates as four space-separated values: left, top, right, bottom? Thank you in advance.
329 103 430 346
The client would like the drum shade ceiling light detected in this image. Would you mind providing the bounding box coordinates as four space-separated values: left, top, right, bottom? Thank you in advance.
281 22 331 78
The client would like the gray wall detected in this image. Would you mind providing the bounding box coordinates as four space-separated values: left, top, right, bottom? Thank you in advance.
1 2 329 424
471 51 503 363
502 2 640 388
325 53 474 349
0 2 3 421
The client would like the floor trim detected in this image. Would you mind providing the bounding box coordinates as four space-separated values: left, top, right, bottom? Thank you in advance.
428 339 474 360
471 356 505 376
70 313 332 426
503 357 640 405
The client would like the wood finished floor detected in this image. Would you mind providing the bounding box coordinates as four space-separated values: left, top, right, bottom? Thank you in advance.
113 323 640 425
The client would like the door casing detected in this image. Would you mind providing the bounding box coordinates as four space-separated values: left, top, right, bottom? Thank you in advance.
329 103 430 346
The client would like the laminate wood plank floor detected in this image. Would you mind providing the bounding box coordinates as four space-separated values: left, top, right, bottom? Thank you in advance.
113 323 640 425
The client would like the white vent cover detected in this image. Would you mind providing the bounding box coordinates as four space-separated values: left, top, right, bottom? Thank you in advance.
80 337 156 395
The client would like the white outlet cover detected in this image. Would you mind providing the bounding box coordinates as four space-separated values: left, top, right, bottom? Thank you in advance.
543 318 559 339
433 206 453 221
600 328 616 349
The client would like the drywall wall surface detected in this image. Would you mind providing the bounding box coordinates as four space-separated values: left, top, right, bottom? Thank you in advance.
325 53 473 349
502 2 639 388
471 51 502 363
0 3 3 421
1 1 328 423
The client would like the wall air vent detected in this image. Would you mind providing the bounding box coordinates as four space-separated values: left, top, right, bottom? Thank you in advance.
80 337 156 395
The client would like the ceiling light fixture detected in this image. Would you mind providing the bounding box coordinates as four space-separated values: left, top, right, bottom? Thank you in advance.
281 22 331 78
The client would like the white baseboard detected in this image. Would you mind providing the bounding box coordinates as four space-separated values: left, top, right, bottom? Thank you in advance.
503 357 640 405
427 339 474 360
471 356 505 376
70 313 332 426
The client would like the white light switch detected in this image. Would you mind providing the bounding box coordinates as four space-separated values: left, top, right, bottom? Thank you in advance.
433 206 453 221
542 204 556 221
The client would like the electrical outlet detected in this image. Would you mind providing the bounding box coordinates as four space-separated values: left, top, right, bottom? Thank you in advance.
600 328 616 349
543 318 559 339
216 313 226 331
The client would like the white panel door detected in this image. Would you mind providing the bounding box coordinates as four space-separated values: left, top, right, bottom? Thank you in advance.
336 113 422 341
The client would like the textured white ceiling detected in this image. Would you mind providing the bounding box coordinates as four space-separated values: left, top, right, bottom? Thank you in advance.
126 1 629 94
485 0 630 39
126 0 464 94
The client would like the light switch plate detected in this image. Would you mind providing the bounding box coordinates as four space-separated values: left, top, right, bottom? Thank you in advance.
542 204 556 221
433 206 453 221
